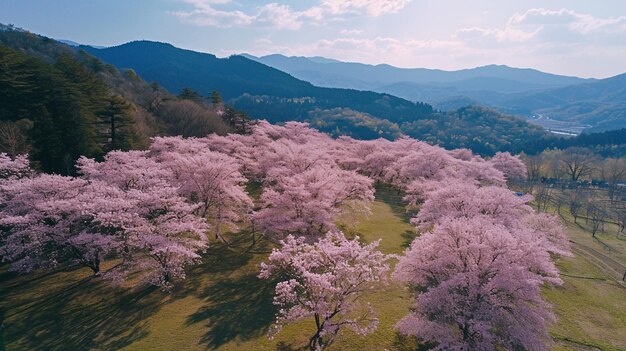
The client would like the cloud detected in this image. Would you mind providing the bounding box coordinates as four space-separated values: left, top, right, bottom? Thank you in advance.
172 0 410 29
457 8 626 46
172 1 254 27
340 29 363 35
321 0 411 17
204 6 626 77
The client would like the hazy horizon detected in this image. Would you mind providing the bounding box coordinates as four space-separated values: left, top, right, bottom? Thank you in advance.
1 0 626 78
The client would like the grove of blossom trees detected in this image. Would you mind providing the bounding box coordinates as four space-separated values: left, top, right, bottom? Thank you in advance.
0 120 570 350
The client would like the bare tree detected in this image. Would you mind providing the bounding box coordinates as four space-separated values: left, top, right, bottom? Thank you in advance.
534 184 553 212
600 158 626 202
568 190 586 224
523 154 543 181
0 120 30 156
560 147 596 182
553 191 567 215
614 207 626 234
587 203 606 237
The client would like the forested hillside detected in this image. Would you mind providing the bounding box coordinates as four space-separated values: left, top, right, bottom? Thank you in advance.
0 27 245 174
2 25 621 162
82 41 434 125
82 39 566 155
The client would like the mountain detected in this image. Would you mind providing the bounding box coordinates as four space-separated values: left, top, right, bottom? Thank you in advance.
82 41 433 125
244 54 591 95
0 26 236 174
82 41 560 155
2 23 620 162
244 54 626 134
57 39 105 49
489 73 626 133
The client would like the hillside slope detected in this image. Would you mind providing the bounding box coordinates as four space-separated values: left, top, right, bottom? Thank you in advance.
83 42 433 125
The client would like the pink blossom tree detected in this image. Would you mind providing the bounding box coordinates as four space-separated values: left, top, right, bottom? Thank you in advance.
77 150 172 191
0 153 32 181
448 148 474 161
523 212 572 256
413 182 533 231
78 151 210 288
254 165 374 239
147 136 253 240
394 217 562 351
0 175 128 275
259 231 390 351
490 151 528 181
109 184 209 288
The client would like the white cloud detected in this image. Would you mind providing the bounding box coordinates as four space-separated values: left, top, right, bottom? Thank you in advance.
457 8 626 46
340 29 363 35
320 0 411 17
199 6 626 77
173 0 411 29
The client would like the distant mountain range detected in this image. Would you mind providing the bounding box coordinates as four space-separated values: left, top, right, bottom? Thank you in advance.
82 41 433 126
3 23 625 157
82 41 560 155
243 54 626 133
242 53 589 87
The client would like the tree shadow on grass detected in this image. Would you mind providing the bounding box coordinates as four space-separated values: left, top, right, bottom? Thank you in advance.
186 272 276 349
275 341 307 351
172 234 271 299
0 272 163 351
401 230 418 248
374 185 413 223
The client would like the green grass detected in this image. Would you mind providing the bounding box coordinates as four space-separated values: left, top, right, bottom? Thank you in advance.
0 187 415 351
541 206 626 351
0 187 624 351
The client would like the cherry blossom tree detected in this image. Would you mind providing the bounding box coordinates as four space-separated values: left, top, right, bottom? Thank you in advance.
146 136 253 241
0 175 128 275
254 165 374 239
78 151 210 288
448 148 474 161
259 231 390 351
523 212 572 256
490 151 528 181
108 184 209 288
384 146 452 188
394 217 561 351
77 150 172 191
161 149 252 241
0 153 32 181
413 182 533 231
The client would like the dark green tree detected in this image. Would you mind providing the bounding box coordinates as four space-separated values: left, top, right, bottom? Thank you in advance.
97 94 136 151
179 87 203 103
210 91 223 105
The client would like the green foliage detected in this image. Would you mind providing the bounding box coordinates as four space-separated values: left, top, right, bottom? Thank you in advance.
0 46 107 173
210 91 223 105
0 27 237 173
97 94 138 151
178 87 203 103
401 106 551 155
307 108 403 140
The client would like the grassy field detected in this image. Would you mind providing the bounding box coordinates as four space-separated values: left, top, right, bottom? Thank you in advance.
1 187 625 351
543 208 626 351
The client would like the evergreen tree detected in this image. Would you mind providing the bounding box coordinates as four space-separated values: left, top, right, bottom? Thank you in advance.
97 94 136 151
210 91 223 105
179 87 203 103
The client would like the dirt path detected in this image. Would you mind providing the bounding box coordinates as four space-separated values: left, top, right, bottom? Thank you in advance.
570 240 626 282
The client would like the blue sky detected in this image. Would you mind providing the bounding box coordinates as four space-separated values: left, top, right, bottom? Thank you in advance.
1 0 625 78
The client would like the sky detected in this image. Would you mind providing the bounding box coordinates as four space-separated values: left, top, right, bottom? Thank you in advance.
1 0 626 78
